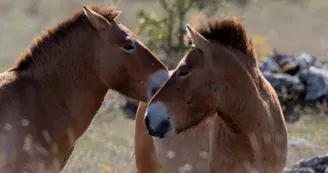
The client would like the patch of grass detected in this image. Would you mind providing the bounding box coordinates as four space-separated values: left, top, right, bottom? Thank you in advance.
286 114 328 167
61 109 136 173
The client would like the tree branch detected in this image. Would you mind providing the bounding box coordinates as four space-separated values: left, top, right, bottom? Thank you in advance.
183 0 194 12
158 0 170 12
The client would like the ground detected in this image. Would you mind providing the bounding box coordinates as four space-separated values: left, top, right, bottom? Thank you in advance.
61 109 136 173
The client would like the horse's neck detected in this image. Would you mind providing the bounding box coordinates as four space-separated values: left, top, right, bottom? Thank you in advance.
29 35 108 143
211 98 281 171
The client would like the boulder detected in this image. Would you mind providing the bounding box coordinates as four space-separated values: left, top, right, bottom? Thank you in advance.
258 51 328 122
299 67 328 101
284 155 328 173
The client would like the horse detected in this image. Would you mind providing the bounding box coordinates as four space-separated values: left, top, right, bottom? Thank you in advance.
0 5 168 173
135 18 288 173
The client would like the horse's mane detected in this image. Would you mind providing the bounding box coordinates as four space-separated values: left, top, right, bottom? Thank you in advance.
185 18 255 58
11 5 120 71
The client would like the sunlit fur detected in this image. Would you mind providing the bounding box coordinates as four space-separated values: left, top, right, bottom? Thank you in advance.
12 5 120 71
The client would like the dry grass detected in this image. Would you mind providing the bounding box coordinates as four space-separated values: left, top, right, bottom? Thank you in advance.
61 109 137 173
286 114 328 167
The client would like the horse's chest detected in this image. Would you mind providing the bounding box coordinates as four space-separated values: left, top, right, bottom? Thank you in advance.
153 118 213 173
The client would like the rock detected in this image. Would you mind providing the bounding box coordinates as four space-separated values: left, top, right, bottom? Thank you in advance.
324 167 328 173
263 72 305 93
258 51 328 122
285 168 315 173
122 98 139 119
299 67 328 101
314 164 328 173
297 53 313 70
260 57 281 73
285 154 328 173
318 155 328 164
312 59 328 70
270 53 301 75
299 157 322 167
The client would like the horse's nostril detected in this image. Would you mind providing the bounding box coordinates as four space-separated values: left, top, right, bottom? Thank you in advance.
157 119 170 138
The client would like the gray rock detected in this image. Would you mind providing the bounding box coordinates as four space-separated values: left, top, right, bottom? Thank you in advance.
287 168 315 173
263 72 305 93
324 167 328 173
258 51 328 122
122 98 139 119
297 53 313 70
285 155 328 173
299 157 322 167
299 67 328 101
313 59 328 70
260 57 281 73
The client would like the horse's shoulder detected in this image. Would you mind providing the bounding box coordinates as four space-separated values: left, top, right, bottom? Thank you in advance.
0 71 36 111
0 70 35 90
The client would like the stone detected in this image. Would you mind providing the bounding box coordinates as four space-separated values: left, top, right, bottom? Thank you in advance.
285 154 328 173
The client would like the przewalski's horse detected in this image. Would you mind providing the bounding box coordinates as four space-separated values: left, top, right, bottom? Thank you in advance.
136 18 287 173
0 5 168 173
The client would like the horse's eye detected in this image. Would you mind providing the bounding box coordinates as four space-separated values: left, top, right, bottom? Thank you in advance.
178 68 190 79
121 36 136 53
123 44 135 51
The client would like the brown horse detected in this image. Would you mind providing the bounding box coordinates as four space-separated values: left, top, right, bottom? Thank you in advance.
0 5 168 173
135 18 287 173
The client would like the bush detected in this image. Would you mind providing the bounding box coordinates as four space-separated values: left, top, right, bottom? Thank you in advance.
136 0 225 68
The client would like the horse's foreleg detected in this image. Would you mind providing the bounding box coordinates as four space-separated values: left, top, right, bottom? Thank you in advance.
134 102 166 173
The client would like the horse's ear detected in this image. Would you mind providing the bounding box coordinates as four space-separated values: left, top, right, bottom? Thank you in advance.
83 5 110 30
113 10 122 21
186 24 210 50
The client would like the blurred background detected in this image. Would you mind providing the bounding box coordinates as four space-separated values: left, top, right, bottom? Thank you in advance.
1 0 328 172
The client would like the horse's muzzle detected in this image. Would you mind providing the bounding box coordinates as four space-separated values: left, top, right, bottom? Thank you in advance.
144 101 176 138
